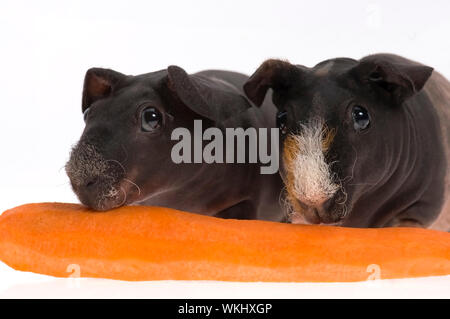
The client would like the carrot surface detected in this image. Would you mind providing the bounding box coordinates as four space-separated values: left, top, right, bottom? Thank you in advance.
0 203 449 282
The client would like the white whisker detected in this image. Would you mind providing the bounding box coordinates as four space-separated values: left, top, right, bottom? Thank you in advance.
123 178 142 196
119 187 127 207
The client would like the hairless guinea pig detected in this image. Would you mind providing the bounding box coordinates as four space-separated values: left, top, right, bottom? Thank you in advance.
244 53 450 230
65 66 284 221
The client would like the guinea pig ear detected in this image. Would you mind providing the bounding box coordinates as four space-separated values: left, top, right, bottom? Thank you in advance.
350 56 433 105
82 68 126 113
244 59 303 107
166 65 213 119
166 65 252 122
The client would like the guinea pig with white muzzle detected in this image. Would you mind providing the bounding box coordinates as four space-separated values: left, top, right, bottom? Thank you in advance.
244 54 450 230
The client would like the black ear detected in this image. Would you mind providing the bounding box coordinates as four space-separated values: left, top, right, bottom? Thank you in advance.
82 68 126 113
166 65 251 122
351 55 433 105
166 65 212 119
244 59 303 107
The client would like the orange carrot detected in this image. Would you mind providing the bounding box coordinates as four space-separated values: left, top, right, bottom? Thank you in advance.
0 203 449 282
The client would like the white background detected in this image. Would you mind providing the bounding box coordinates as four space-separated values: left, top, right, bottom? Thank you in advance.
0 0 449 298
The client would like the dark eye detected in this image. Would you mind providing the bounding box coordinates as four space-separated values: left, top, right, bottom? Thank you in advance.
83 108 90 123
352 105 370 131
141 107 162 132
276 111 288 135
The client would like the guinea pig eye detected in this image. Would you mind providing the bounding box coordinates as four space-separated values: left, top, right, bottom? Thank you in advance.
141 107 162 132
352 105 370 131
276 111 288 135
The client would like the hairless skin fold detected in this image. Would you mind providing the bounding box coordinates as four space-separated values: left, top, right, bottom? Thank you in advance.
244 54 450 230
66 66 284 221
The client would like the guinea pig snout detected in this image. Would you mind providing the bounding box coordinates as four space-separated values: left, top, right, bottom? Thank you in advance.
65 141 126 210
282 119 345 224
289 194 346 225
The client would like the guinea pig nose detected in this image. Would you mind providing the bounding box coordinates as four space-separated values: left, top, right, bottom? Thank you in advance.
84 177 99 188
321 197 334 210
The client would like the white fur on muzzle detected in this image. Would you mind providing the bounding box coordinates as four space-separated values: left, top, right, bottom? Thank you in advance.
283 119 339 210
